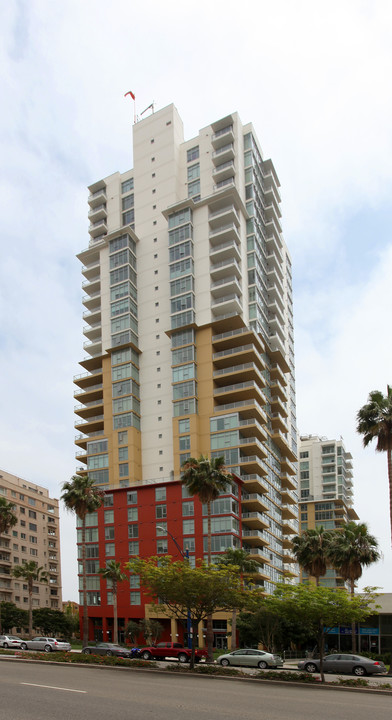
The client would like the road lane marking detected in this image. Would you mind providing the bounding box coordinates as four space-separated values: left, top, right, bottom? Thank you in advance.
21 682 86 693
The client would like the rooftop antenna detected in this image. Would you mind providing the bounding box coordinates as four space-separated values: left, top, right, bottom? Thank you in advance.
140 101 155 118
124 90 136 124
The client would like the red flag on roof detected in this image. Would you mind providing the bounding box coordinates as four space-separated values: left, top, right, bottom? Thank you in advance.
124 91 135 100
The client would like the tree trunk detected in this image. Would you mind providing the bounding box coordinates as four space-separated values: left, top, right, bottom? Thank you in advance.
28 579 33 639
82 517 88 644
350 577 357 653
190 619 198 670
113 581 118 644
206 500 213 663
231 608 237 651
318 623 325 683
388 438 392 547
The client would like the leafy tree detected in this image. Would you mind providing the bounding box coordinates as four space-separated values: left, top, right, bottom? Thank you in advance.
129 556 243 669
125 620 141 644
32 608 73 636
0 602 28 634
217 547 258 650
237 601 311 653
273 583 378 682
63 602 80 637
98 560 127 644
12 562 48 638
0 497 17 633
292 526 332 585
328 521 380 652
61 475 103 643
181 454 232 661
357 387 392 545
139 618 164 645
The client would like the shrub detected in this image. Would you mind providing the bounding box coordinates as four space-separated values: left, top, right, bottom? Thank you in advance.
256 670 320 683
13 651 156 668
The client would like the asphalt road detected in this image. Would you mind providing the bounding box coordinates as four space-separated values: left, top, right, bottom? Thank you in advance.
0 660 391 720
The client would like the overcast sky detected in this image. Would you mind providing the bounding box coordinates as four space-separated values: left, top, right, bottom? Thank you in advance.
1 0 392 601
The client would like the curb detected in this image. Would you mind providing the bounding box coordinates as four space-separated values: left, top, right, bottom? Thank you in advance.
1 655 392 695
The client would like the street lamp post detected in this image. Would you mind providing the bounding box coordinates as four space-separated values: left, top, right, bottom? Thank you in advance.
156 526 192 649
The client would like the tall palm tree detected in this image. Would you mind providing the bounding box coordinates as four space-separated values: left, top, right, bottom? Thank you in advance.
181 455 232 661
292 526 332 586
357 387 392 545
0 497 17 633
98 560 127 644
61 475 103 644
218 547 257 650
328 521 380 652
12 562 48 638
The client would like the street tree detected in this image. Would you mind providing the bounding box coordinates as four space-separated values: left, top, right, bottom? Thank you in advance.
32 608 74 636
0 497 17 633
217 547 258 650
292 526 332 585
273 583 378 682
61 475 103 643
357 387 392 545
181 454 233 661
328 521 380 652
12 562 48 638
129 556 243 668
125 620 141 644
139 618 164 645
98 560 127 644
0 602 28 634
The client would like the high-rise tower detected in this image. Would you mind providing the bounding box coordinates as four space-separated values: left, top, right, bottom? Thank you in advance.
74 104 298 598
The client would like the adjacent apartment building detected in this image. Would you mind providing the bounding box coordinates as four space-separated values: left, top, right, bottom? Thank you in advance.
0 469 62 610
298 435 358 588
74 104 299 641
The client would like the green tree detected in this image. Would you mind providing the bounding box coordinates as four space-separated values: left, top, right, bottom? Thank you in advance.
32 608 73 636
0 497 17 633
98 560 127 644
181 454 232 661
139 618 164 645
273 583 378 682
328 521 380 652
61 475 103 644
357 387 392 545
0 602 28 634
237 598 311 653
217 547 258 650
12 562 48 638
292 526 332 585
125 619 141 644
129 556 243 669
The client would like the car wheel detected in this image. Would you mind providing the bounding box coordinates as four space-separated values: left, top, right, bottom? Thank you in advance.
21 643 27 651
353 665 367 676
106 650 113 657
44 645 52 653
3 643 8 648
304 662 318 673
220 658 230 666
142 651 152 660
258 660 268 669
82 648 91 654
178 653 189 663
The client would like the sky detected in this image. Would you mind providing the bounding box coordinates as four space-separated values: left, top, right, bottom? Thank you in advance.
1 0 392 601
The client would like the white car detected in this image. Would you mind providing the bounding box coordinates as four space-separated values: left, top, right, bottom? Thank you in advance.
20 637 71 652
0 635 23 649
219 648 283 669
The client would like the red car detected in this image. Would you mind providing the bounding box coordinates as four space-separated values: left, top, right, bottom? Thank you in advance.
140 641 207 663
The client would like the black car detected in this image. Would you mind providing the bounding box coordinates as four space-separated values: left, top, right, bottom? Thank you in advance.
82 642 136 658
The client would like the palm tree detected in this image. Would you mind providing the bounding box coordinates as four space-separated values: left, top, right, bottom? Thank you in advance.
98 560 127 644
181 454 232 661
357 387 392 545
12 562 48 638
218 547 258 650
328 522 380 652
61 475 103 644
0 497 17 633
292 526 332 586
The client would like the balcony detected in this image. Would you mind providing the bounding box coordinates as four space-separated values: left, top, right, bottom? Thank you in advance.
211 125 235 149
213 362 265 389
83 322 102 342
241 474 269 495
280 473 297 492
242 528 268 547
210 256 241 281
239 436 268 459
74 383 103 403
81 257 101 281
73 367 103 389
213 178 235 193
282 518 298 535
270 413 289 434
210 275 242 300
282 503 298 520
239 455 269 475
88 186 107 208
82 275 100 297
211 142 235 166
88 204 107 222
270 395 288 418
214 380 266 406
89 218 107 238
239 416 268 442
209 222 240 247
83 338 102 357
242 512 269 531
268 331 286 358
212 293 242 317
74 415 104 434
267 299 285 328
213 345 265 375
209 204 239 229
74 398 104 419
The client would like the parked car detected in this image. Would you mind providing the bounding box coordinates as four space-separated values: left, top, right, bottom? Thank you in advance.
298 654 388 676
219 648 283 669
82 642 136 658
140 641 208 663
20 637 71 653
0 635 23 649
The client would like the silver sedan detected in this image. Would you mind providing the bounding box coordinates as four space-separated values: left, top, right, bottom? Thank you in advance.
20 637 71 653
219 648 283 669
298 654 387 676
